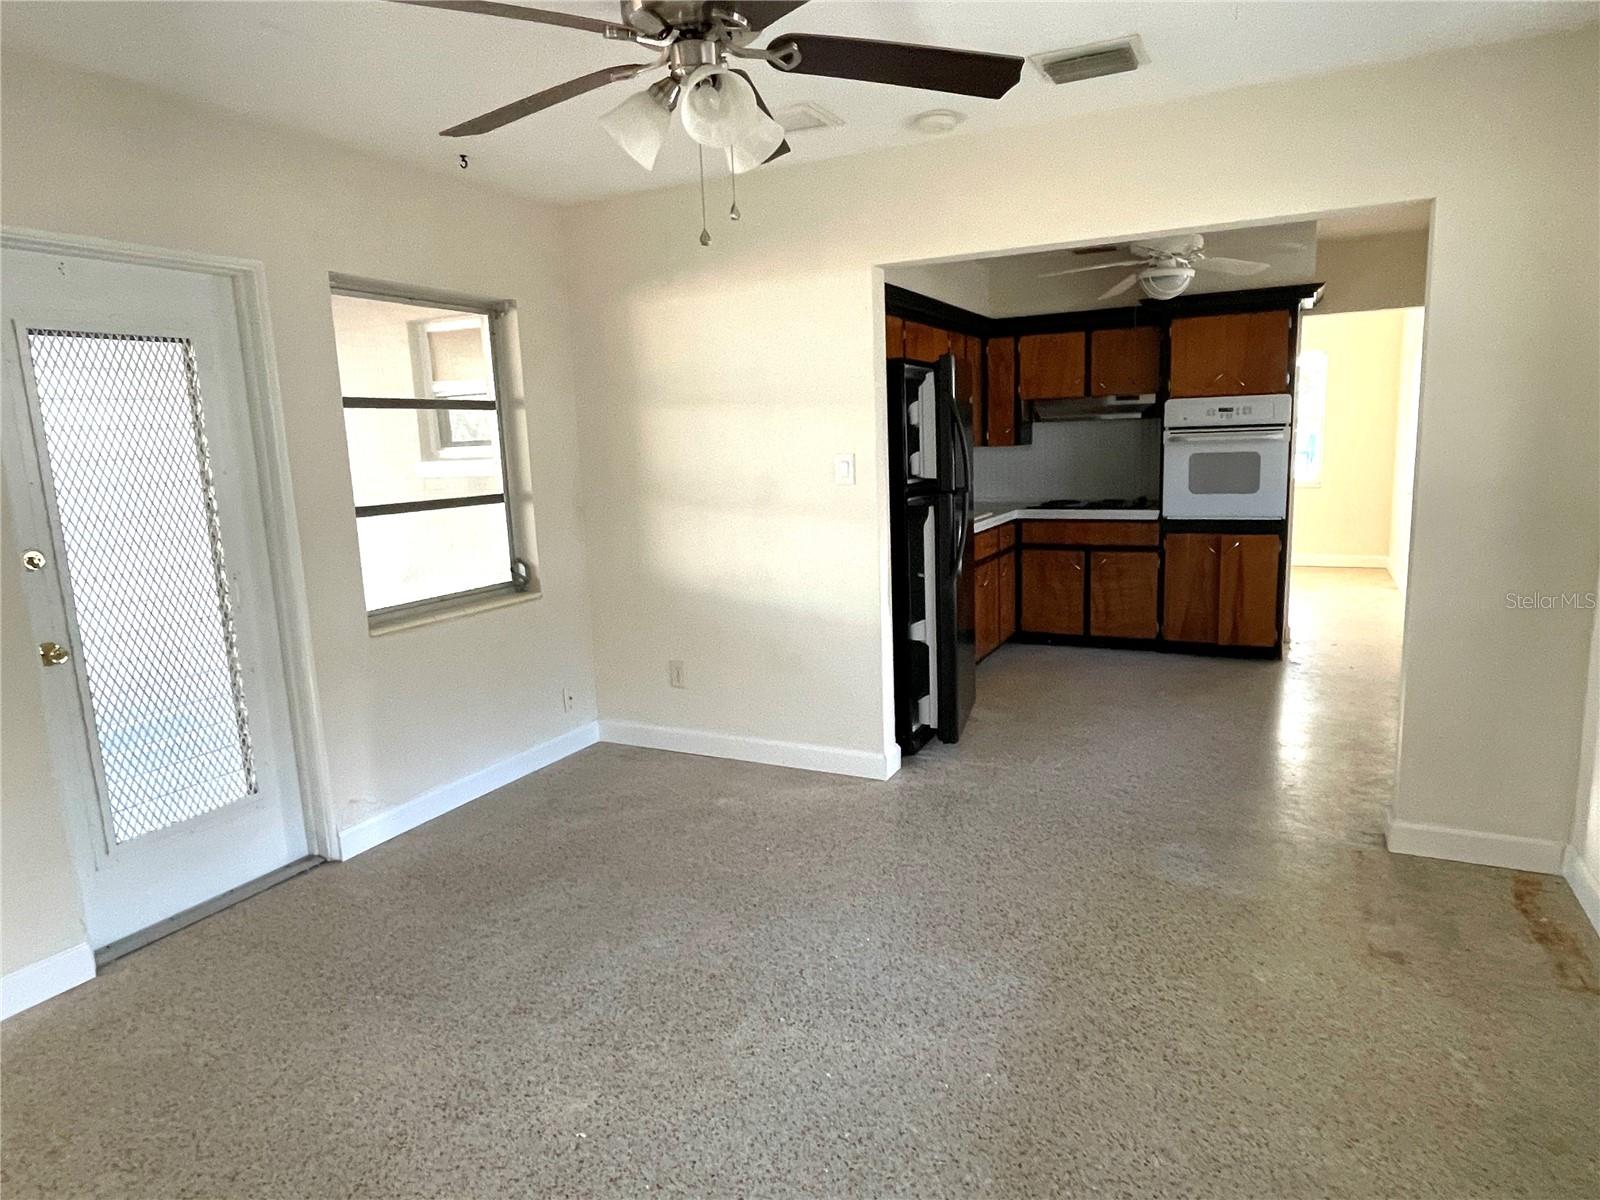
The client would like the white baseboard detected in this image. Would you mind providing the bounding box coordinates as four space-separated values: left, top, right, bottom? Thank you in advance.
1291 553 1390 569
1562 846 1600 936
337 721 600 860
599 719 899 781
1385 816 1565 874
2 942 95 1020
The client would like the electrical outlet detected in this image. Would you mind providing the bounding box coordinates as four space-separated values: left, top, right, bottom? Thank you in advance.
561 685 576 713
668 659 686 689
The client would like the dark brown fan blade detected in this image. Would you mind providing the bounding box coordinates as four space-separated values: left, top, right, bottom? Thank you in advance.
768 33 1023 99
727 1 810 31
391 0 632 38
442 63 650 136
729 68 791 163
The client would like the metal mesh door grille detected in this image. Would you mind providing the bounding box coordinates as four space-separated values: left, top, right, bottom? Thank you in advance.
26 329 256 844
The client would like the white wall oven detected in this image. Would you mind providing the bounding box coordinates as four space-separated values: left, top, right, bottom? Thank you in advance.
1161 394 1292 520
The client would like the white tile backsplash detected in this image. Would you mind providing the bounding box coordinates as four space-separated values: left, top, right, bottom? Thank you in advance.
973 419 1160 504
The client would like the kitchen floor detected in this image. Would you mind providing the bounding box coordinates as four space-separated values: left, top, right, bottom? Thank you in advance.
3 572 1595 1198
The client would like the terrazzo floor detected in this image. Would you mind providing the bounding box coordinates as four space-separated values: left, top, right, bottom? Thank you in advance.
3 568 1596 1198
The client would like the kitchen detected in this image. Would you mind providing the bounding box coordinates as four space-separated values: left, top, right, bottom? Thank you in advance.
886 227 1319 753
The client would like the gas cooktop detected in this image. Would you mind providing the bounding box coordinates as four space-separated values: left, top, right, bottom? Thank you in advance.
1038 497 1158 511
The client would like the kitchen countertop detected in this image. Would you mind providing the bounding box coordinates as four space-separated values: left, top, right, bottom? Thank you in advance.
973 502 1160 534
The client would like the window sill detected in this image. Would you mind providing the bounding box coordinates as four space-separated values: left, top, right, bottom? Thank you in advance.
367 585 541 637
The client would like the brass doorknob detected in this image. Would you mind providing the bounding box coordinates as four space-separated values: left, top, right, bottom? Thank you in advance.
39 641 69 667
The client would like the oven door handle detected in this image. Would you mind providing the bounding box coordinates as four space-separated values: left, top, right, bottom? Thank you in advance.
1164 428 1289 443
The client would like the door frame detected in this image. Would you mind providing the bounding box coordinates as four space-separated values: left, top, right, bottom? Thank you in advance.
2 226 339 861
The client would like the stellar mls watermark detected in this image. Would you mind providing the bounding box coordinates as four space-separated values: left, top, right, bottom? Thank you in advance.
1505 590 1598 611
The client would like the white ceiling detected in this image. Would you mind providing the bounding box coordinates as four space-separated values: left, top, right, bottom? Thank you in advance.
5 2 1594 205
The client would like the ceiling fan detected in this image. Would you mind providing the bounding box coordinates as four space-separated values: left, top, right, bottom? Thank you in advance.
393 1 1025 238
1039 234 1270 301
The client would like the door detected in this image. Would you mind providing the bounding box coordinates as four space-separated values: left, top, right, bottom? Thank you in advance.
1161 534 1220 643
1089 551 1159 638
1020 549 1084 635
2 248 309 949
1018 332 1086 401
1169 311 1291 397
985 337 1016 446
1219 534 1282 647
1090 326 1161 396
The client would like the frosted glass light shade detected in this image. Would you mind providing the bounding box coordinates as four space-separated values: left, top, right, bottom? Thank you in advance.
600 87 672 170
681 65 783 169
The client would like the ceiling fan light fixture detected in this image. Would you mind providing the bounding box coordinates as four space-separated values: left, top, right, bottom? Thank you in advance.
679 66 784 171
1138 267 1195 301
599 80 674 170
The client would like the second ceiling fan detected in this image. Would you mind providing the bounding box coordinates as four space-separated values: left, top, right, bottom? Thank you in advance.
394 1 1026 181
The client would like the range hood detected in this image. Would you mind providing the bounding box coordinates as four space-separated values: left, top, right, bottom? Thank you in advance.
1029 393 1157 421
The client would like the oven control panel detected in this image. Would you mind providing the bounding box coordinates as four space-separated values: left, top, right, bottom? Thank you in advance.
1164 394 1292 428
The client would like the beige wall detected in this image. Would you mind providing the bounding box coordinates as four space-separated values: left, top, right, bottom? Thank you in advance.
562 29 1599 851
1569 558 1600 933
1 52 601 968
1315 230 1429 315
1291 309 1408 565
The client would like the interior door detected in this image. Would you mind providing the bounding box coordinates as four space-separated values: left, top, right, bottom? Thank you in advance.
2 248 309 950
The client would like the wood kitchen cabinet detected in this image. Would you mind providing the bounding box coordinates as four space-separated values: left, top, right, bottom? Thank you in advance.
1090 326 1161 396
997 551 1017 643
902 320 951 363
885 313 904 358
985 336 1017 446
1218 534 1282 647
1018 332 1086 401
1089 551 1159 639
975 557 1001 660
1168 311 1292 397
1020 549 1085 635
1162 532 1282 646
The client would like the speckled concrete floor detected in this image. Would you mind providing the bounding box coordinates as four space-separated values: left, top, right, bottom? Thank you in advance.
3 568 1596 1198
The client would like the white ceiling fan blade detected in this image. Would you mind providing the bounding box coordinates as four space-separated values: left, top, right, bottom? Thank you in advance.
1099 273 1140 300
1038 259 1143 278
1199 256 1270 276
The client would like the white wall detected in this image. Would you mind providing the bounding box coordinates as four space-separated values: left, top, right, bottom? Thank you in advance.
974 422 1160 506
0 52 600 970
1389 309 1425 593
881 259 991 316
1291 309 1406 567
562 28 1599 863
1567 560 1600 934
1315 230 1429 316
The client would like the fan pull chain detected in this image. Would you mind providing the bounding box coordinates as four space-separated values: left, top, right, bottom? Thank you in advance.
728 148 741 222
697 144 711 247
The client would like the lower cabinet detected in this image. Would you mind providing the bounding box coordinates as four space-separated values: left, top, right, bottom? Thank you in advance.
1089 551 1159 639
1020 549 1084 635
1162 532 1281 647
997 551 1017 643
975 549 1018 662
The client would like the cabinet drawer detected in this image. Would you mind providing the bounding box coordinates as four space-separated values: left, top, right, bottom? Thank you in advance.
1021 520 1159 547
972 523 1015 561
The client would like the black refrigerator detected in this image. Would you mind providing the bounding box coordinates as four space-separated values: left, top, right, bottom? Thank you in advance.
887 353 976 755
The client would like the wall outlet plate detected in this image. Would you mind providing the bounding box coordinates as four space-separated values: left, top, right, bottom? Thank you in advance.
834 453 856 485
562 686 576 713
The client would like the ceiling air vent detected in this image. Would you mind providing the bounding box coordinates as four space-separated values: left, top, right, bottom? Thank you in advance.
1030 36 1145 86
773 103 844 134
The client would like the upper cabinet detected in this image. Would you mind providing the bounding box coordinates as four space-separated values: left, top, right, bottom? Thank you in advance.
1018 332 1086 401
1168 311 1292 397
902 320 952 363
985 336 1016 447
1090 326 1161 396
886 314 904 358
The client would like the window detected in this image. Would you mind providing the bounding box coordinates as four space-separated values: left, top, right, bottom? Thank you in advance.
1294 348 1327 486
330 287 529 622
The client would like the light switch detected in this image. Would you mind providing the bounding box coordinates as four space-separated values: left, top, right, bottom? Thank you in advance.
833 453 856 486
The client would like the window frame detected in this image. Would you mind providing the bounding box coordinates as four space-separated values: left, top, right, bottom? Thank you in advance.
330 279 531 631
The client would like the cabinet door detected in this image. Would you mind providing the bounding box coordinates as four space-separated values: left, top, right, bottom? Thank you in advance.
984 336 1016 446
1089 551 1159 639
1090 326 1161 396
886 313 905 358
1020 549 1084 635
1162 534 1220 643
1018 332 1086 401
997 551 1017 642
975 557 1000 659
1219 534 1282 647
1168 311 1291 397
902 321 951 363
